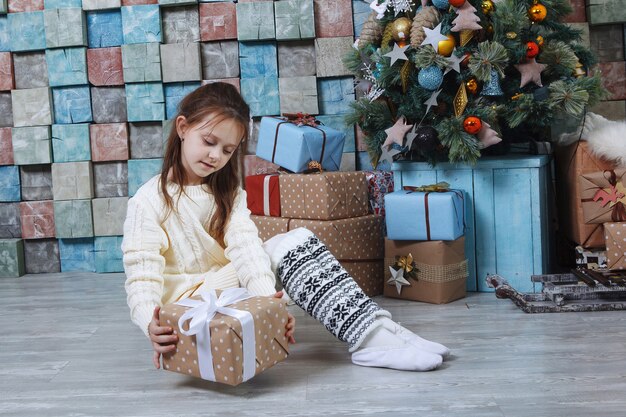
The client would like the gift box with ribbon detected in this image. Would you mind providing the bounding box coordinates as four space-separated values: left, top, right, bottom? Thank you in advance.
604 222 626 270
245 173 281 217
580 169 626 224
279 171 370 220
255 115 345 173
574 245 608 270
383 237 467 304
363 170 395 217
159 288 289 386
384 184 465 241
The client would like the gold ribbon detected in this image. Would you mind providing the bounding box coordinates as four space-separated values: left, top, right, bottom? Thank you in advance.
402 182 450 193
393 253 419 281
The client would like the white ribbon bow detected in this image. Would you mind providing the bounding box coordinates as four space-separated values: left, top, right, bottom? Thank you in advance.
176 288 256 383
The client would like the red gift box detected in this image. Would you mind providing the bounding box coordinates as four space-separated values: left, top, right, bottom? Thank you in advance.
245 174 280 217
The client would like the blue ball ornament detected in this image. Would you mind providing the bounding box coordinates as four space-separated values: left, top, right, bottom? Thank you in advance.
418 65 443 91
432 0 449 9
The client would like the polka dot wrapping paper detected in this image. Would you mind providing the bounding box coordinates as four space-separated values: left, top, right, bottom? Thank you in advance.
604 222 626 270
278 171 370 220
159 295 290 386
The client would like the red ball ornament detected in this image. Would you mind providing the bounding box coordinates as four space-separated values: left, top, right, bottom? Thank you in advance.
463 116 482 135
526 41 539 58
449 0 466 7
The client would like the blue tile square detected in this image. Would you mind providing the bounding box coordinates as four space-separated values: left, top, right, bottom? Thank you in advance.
94 236 123 273
121 5 162 45
0 166 21 202
52 86 93 124
0 17 9 52
240 77 280 117
86 10 123 48
318 77 355 114
128 158 163 196
164 82 200 119
46 47 88 87
239 41 278 79
316 114 356 153
45 0 82 8
9 11 46 52
352 0 371 37
125 82 165 122
58 237 95 272
51 123 91 162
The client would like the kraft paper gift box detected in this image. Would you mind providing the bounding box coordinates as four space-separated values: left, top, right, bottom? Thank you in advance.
82 0 121 10
86 10 123 48
161 6 199 44
314 37 353 77
20 165 53 201
0 203 21 238
0 239 25 278
0 52 14 92
127 158 162 196
383 237 468 304
13 52 49 90
245 174 281 217
90 123 129 162
91 86 127 124
19 200 56 239
604 222 626 270
125 82 165 122
239 41 278 79
342 260 384 297
8 11 46 52
318 77 355 115
11 87 53 127
277 42 315 77
93 161 128 198
314 0 353 38
236 2 275 41
54 199 94 238
580 169 626 224
44 8 87 48
164 82 201 119
87 47 124 86
240 77 280 117
58 237 95 272
200 41 240 80
45 47 88 87
51 161 94 200
385 189 465 241
274 0 315 40
160 289 289 386
278 76 318 115
279 171 369 220
94 236 123 273
363 170 394 217
0 92 13 127
161 43 202 83
256 117 345 173
0 166 21 202
24 238 61 273
129 122 163 159
199 2 237 41
122 42 162 83
91 196 128 236
0 127 13 165
586 0 626 25
52 86 93 124
121 5 162 45
575 245 608 270
52 123 91 162
11 126 52 165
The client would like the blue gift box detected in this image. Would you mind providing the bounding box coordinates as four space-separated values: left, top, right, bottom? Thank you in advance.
121 5 162 45
164 82 200 119
384 189 465 241
128 158 163 196
256 116 345 173
51 123 92 162
46 47 88 87
315 114 355 153
9 11 46 52
52 86 93 124
86 10 123 48
59 237 95 272
125 82 165 122
94 236 124 273
0 166 21 202
0 17 10 52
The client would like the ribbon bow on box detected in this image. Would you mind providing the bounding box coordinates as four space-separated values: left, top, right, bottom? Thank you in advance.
402 182 450 193
580 169 626 224
176 288 256 383
272 113 327 173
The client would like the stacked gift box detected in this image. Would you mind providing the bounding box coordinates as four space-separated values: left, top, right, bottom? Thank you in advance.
382 184 468 304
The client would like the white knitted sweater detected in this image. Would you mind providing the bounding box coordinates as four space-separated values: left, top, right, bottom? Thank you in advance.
122 175 277 336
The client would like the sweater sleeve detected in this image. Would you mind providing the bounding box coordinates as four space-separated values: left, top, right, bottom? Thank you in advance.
122 195 170 337
223 188 277 296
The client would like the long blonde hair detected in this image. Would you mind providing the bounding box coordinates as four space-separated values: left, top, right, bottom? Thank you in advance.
160 82 250 247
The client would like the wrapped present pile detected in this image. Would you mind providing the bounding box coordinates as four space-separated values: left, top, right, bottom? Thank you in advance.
382 182 468 304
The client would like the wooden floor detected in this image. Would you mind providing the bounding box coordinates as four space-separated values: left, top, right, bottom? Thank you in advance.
2 272 626 417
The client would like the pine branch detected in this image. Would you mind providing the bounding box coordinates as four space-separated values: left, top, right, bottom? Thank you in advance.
574 73 609 106
468 41 509 81
437 117 481 164
548 80 589 116
413 46 449 69
539 40 579 78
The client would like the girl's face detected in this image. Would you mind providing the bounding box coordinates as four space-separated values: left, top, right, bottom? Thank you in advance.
176 114 243 185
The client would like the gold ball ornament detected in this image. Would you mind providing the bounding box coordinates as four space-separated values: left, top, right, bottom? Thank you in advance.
536 35 544 46
465 77 479 94
463 116 482 135
481 0 494 15
437 34 456 57
529 3 547 22
391 17 413 42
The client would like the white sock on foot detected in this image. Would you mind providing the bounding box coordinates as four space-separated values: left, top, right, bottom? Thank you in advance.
380 317 451 359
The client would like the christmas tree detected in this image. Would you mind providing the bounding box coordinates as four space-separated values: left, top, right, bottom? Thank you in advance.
345 0 607 167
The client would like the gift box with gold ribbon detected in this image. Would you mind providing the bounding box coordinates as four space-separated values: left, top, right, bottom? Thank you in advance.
580 169 626 224
604 222 626 270
159 288 289 386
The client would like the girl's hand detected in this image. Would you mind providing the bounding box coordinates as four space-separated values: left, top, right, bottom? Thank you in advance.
273 291 296 344
148 306 179 369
